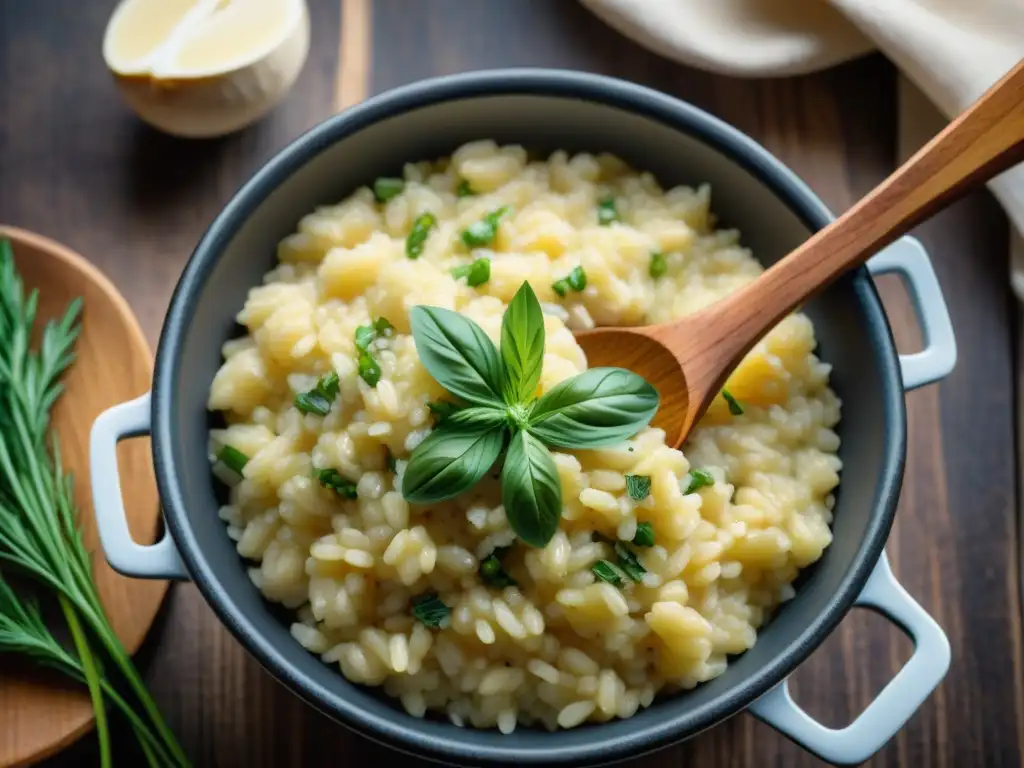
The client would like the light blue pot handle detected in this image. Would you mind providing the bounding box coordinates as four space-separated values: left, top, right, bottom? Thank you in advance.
749 553 950 765
866 236 957 390
89 391 189 580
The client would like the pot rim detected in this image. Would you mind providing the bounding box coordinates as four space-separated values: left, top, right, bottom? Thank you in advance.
151 68 907 766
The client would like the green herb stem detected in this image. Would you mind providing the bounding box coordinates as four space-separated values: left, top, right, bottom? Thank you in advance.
60 594 112 768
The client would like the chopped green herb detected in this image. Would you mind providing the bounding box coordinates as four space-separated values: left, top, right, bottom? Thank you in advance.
451 257 491 287
597 198 619 226
614 542 646 582
625 474 651 502
461 206 511 248
592 559 626 587
567 265 587 292
355 316 393 352
406 212 438 259
386 448 397 473
632 522 655 547
217 445 249 474
649 251 668 279
480 546 517 589
295 372 340 416
316 468 358 499
358 352 381 387
373 177 404 203
427 400 460 422
411 592 450 628
552 266 587 298
722 388 744 415
683 468 715 494
457 180 474 197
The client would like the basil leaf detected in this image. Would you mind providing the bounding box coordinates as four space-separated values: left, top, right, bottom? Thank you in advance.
632 522 655 547
461 206 511 248
411 592 450 628
649 251 667 279
625 474 651 502
217 445 248 474
451 257 490 287
480 546 517 589
597 198 619 226
528 367 659 448
373 177 404 203
722 388 744 415
406 213 437 259
427 399 461 423
614 541 645 582
358 352 381 387
401 408 507 503
551 279 570 298
295 372 340 416
567 266 587 292
457 180 474 197
410 305 504 407
501 429 562 548
500 281 545 406
592 560 625 586
316 468 358 499
683 468 715 494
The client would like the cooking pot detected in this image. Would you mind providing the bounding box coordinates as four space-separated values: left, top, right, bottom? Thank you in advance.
89 69 956 766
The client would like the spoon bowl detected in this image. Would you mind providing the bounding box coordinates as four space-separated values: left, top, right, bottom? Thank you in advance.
576 58 1024 447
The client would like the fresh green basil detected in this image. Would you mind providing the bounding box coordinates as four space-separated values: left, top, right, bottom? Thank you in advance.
426 399 461 423
411 592 450 628
528 367 659 448
217 445 248 474
632 522 655 547
649 251 667 279
406 212 437 259
316 468 358 499
614 541 645 582
625 474 651 502
597 198 619 226
409 305 504 407
355 316 393 352
552 266 586 298
450 257 491 287
461 206 511 248
456 180 474 197
402 409 507 503
373 177 404 203
722 388 744 415
500 281 545 406
295 372 340 416
592 560 625 586
683 468 715 494
358 352 381 387
501 429 561 548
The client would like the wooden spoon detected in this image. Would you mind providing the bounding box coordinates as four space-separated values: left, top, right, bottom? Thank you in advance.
576 58 1024 449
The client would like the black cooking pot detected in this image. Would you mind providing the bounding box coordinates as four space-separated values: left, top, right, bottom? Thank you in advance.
90 69 955 767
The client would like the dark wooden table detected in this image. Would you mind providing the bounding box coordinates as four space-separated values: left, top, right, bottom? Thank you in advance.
2 1 1021 766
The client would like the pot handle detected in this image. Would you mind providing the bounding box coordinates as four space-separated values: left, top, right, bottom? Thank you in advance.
89 391 189 581
748 553 950 765
867 236 957 390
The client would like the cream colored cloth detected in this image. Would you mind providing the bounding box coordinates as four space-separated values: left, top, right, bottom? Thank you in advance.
581 0 1024 288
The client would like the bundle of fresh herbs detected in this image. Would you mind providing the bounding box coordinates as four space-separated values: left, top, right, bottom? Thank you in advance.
0 239 189 767
401 280 660 547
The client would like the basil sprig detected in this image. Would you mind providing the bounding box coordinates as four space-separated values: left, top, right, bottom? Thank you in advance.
402 281 659 548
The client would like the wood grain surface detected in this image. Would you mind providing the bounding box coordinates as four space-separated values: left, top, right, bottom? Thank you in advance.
0 1 1019 766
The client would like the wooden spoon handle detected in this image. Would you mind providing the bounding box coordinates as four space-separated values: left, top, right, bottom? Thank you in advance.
685 57 1024 391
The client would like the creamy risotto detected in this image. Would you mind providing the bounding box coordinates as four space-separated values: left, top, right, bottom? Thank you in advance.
207 140 842 733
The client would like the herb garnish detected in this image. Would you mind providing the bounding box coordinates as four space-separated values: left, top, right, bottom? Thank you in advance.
592 560 626 586
406 212 438 259
457 180 474 197
649 251 667 279
451 257 491 287
625 474 651 502
632 522 655 547
480 546 517 588
461 206 511 248
683 468 715 494
722 388 744 415
217 445 248 474
402 281 659 547
411 592 450 628
373 177 404 203
426 399 460 422
355 316 393 352
552 266 587 298
597 197 619 226
295 372 340 415
358 353 382 387
614 541 646 582
316 468 359 499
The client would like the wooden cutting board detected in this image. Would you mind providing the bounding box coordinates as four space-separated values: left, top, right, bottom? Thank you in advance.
0 226 169 768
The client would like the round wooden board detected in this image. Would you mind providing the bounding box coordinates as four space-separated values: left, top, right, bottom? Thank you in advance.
0 227 170 768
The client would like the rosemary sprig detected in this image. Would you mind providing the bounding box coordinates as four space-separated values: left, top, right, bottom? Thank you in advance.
0 239 189 766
